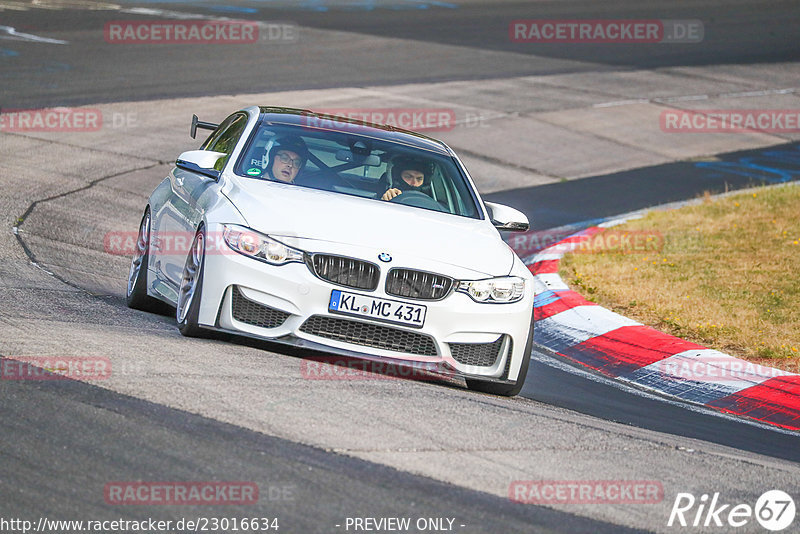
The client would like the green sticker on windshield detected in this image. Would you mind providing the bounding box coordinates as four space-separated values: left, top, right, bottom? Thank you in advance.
247 167 262 176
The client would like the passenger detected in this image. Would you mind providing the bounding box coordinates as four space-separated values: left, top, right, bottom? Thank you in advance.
265 136 308 183
379 156 433 201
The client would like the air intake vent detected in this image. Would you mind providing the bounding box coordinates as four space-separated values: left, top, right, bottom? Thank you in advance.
300 315 437 356
309 254 379 291
385 268 453 300
231 286 291 329
448 336 508 367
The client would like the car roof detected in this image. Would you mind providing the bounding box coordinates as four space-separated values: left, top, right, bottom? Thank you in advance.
257 106 452 156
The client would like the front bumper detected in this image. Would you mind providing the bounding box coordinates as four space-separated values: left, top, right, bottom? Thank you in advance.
198 229 534 382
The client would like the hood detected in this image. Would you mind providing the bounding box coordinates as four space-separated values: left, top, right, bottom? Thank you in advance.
222 176 514 277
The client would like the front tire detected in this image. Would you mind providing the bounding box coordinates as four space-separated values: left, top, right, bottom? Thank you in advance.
176 226 208 337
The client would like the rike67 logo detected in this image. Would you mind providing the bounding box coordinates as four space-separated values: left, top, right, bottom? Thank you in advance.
668 490 796 531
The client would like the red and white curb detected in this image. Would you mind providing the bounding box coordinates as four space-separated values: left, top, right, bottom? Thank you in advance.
528 226 800 432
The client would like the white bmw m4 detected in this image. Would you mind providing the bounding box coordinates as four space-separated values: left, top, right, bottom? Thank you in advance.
127 106 535 395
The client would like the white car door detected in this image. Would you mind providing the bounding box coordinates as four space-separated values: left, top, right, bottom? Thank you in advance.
156 113 248 291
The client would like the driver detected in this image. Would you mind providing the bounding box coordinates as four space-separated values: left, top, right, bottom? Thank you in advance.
379 156 433 201
264 136 308 183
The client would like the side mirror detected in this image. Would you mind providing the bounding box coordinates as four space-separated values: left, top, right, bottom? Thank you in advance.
485 201 530 232
176 150 227 180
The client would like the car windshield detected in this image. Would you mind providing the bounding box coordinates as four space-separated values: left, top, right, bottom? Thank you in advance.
234 121 481 219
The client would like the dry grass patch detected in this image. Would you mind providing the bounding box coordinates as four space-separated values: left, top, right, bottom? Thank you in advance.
560 184 800 371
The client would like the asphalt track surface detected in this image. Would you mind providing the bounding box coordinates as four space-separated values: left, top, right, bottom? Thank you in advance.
485 141 800 230
1 0 799 108
2 1 800 533
1 364 633 534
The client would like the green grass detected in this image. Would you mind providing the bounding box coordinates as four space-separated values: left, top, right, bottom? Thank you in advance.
560 184 800 370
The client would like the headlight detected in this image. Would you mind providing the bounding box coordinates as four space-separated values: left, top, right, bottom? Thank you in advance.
457 276 525 303
222 224 304 265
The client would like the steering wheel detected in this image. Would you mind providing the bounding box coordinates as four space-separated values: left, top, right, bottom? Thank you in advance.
389 190 446 212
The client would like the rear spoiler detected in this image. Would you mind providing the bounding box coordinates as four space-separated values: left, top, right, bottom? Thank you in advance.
190 114 219 139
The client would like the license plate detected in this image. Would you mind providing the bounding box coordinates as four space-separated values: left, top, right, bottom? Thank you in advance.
329 290 426 328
